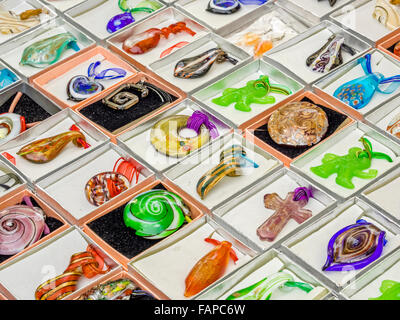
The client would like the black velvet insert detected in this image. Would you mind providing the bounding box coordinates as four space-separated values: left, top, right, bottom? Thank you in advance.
254 97 348 159
87 183 180 260
79 82 178 133
0 93 52 124
388 42 399 55
0 197 64 263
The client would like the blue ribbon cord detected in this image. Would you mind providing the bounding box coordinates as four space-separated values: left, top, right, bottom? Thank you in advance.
87 61 127 80
360 53 400 95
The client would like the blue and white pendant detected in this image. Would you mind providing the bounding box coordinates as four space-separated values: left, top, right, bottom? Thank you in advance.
206 0 241 14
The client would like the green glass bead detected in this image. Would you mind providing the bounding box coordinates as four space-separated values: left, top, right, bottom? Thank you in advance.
123 189 191 240
20 32 80 68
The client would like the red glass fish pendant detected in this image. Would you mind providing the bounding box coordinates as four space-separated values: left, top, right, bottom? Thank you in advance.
184 238 238 297
123 22 196 55
17 131 88 163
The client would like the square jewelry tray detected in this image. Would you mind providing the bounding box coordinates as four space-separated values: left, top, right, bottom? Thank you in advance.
34 141 155 226
64 0 166 42
191 58 305 130
195 248 331 300
264 19 371 85
116 98 232 174
313 49 400 119
0 0 58 45
211 167 337 253
148 33 251 95
106 7 210 72
174 0 269 33
127 215 257 300
0 226 120 300
0 16 96 82
0 108 110 184
361 165 400 225
281 197 400 290
329 0 400 45
163 131 283 211
290 121 400 200
340 246 400 299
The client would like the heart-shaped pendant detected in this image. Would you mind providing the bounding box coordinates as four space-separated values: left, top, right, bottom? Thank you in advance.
67 75 104 102
107 12 135 33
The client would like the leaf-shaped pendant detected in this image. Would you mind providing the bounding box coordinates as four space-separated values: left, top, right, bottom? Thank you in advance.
174 48 238 79
17 131 88 163
20 32 80 68
322 219 387 271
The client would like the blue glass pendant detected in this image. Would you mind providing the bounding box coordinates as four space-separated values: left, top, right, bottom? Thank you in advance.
206 0 241 14
67 76 104 102
0 69 17 90
107 12 135 33
333 73 382 110
333 53 400 110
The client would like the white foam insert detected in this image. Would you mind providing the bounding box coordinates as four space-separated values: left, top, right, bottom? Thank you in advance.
113 18 207 66
124 108 230 171
227 11 299 57
179 0 261 30
172 136 278 208
333 0 390 41
218 257 327 300
0 167 21 196
221 174 326 250
132 223 252 300
299 128 399 198
2 118 101 181
290 204 400 287
350 259 400 299
200 69 298 127
2 26 86 78
43 0 86 12
0 1 53 44
374 106 400 141
152 40 242 93
43 53 134 107
71 0 161 39
286 0 354 18
268 28 357 83
43 149 147 220
0 229 111 300
365 176 400 219
322 52 400 115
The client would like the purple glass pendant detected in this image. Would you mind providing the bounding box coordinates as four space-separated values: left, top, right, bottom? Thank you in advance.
107 12 135 34
67 76 104 102
322 219 387 272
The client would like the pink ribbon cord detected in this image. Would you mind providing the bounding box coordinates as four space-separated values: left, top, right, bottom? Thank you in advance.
22 196 50 235
187 111 219 139
160 41 190 58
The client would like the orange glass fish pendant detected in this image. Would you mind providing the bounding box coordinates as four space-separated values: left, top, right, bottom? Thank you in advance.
184 238 238 297
17 130 89 163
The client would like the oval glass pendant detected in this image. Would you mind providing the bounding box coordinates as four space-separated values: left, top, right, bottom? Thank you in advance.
67 75 104 102
206 0 241 14
107 12 135 34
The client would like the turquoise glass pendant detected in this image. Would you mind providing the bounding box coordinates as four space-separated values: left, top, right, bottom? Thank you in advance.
0 69 18 90
20 32 80 68
333 53 400 110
